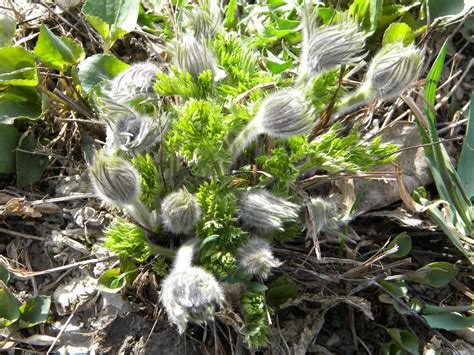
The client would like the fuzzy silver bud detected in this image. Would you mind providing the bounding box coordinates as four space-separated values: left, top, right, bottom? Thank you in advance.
184 0 222 39
89 152 140 208
238 189 300 232
300 19 366 78
230 89 314 158
364 43 423 101
108 62 161 103
160 188 202 235
172 35 218 78
160 242 225 334
237 237 281 279
310 197 339 235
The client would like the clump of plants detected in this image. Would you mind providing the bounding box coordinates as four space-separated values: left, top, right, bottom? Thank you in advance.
83 0 423 348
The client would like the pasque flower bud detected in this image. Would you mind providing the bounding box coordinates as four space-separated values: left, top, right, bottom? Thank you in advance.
336 43 423 117
237 237 281 279
299 19 366 79
310 197 339 235
160 188 202 235
230 89 314 158
160 241 225 334
108 62 161 103
172 34 218 78
89 151 157 228
238 189 300 232
99 98 164 154
184 0 222 40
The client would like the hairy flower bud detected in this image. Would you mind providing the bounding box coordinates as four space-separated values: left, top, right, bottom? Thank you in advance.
160 242 225 334
299 20 366 78
108 62 161 103
90 152 140 208
364 43 423 101
310 197 339 235
172 35 218 78
160 188 202 235
237 237 281 279
230 89 314 158
184 0 222 39
99 98 164 154
238 190 300 232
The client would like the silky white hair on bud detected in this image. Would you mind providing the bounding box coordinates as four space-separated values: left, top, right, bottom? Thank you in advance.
230 89 314 159
237 237 281 279
184 0 222 39
172 34 218 78
310 197 339 235
160 242 225 334
238 189 300 232
108 62 161 103
160 188 202 235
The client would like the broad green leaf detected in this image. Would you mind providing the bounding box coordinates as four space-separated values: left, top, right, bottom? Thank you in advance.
34 25 85 71
0 86 42 123
75 54 129 93
82 0 139 51
119 256 139 285
267 276 297 306
18 296 51 329
0 13 16 47
383 23 415 46
380 280 408 297
457 94 474 199
405 262 458 288
349 0 382 35
377 3 421 31
224 0 237 29
0 286 20 327
0 124 19 172
97 268 126 293
16 130 50 188
0 47 37 87
424 313 474 331
0 264 9 284
424 304 474 315
245 281 268 292
387 328 420 355
386 232 412 259
428 0 468 20
264 50 293 74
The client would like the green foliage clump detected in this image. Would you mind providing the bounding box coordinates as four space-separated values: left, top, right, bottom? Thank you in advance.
195 180 247 275
155 67 213 100
165 100 235 176
131 153 160 209
241 289 270 347
306 69 343 111
104 219 152 263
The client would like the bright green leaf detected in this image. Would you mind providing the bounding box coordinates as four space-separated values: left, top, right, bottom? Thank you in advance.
267 276 297 306
16 130 50 188
423 313 474 331
0 124 19 172
457 94 474 199
18 296 51 329
387 328 420 355
0 264 9 284
224 0 237 29
405 262 458 288
0 86 43 123
383 23 415 46
386 232 412 259
75 54 128 93
264 50 293 74
34 24 85 71
82 0 139 51
97 268 126 293
423 303 474 315
0 286 20 327
0 47 37 87
349 0 382 35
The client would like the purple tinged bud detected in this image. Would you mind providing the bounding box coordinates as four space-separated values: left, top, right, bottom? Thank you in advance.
237 237 281 279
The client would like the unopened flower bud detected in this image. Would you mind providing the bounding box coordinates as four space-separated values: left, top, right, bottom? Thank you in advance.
299 19 366 78
230 89 314 158
310 197 339 235
160 188 202 235
238 190 300 232
160 242 225 334
108 62 161 103
184 1 222 39
364 43 423 101
90 152 140 208
172 35 218 78
237 237 281 279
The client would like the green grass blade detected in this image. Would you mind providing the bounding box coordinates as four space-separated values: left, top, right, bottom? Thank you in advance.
457 94 474 199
